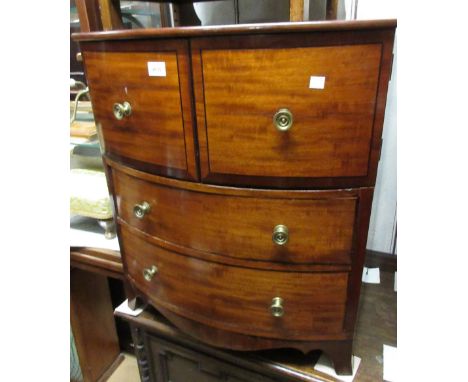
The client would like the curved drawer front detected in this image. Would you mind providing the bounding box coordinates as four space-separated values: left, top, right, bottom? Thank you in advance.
113 168 357 264
121 226 348 340
83 40 197 180
192 36 387 188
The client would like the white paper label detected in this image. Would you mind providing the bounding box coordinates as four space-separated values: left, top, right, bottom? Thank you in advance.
147 61 166 77
362 267 381 284
314 353 361 381
309 76 326 89
114 299 146 317
383 345 397 382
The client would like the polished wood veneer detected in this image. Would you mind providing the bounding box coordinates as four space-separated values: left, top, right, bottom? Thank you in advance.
74 20 396 375
83 40 198 180
198 44 381 180
74 19 397 41
122 225 349 341
190 27 395 188
112 168 357 265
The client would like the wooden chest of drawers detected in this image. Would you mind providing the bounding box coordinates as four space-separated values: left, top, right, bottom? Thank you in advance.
74 19 396 376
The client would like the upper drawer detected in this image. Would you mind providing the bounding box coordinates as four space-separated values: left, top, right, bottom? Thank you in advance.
192 31 394 188
112 166 358 265
82 40 197 180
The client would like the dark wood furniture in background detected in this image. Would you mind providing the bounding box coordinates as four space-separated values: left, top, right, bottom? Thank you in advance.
73 19 396 376
71 248 125 381
120 308 336 382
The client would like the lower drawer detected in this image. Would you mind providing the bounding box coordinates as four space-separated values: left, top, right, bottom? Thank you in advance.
121 226 349 341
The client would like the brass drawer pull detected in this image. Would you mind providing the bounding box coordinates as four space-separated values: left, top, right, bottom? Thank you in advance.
133 201 151 219
143 265 158 282
272 225 289 246
113 101 132 120
270 297 284 317
273 108 293 132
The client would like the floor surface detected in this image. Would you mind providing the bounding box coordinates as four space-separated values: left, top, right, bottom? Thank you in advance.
107 353 139 382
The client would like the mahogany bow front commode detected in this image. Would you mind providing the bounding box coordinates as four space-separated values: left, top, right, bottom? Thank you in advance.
74 19 396 375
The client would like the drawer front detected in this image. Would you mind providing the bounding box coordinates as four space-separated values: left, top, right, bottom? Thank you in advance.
82 40 197 179
113 169 357 265
192 34 392 188
122 226 348 340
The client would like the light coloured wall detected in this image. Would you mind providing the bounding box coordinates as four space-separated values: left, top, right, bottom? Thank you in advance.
194 1 235 25
367 41 397 254
194 0 289 25
357 0 397 254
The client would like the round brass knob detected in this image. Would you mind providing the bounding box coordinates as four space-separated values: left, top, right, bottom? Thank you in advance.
273 108 293 132
143 265 158 282
270 297 284 317
133 202 151 219
272 225 289 246
113 101 132 120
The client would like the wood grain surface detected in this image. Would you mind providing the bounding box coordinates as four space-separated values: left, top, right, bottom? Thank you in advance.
83 39 198 180
198 44 381 179
112 168 357 265
191 28 395 188
121 225 349 341
72 19 397 41
70 247 123 280
74 21 397 377
70 268 121 381
106 156 360 199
